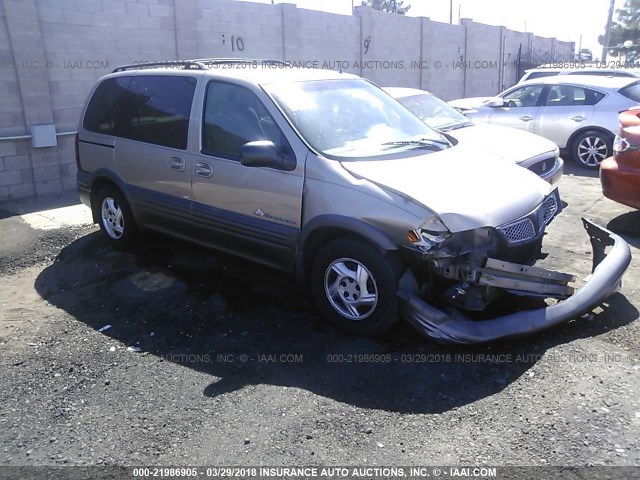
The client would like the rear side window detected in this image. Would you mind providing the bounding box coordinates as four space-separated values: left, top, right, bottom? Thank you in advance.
83 75 197 150
545 85 605 106
619 81 640 102
83 77 132 136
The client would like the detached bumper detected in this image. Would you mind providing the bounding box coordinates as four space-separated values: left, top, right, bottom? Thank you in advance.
398 218 632 344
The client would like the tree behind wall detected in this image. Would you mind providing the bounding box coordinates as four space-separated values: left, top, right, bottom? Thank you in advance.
362 0 411 15
598 0 640 61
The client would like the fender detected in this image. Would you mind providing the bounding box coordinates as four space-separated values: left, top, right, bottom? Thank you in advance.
294 214 399 281
84 168 134 223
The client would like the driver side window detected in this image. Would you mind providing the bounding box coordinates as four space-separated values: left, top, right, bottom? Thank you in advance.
202 82 287 160
502 85 544 108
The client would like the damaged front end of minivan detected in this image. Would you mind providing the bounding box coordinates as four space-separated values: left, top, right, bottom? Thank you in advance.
397 189 632 344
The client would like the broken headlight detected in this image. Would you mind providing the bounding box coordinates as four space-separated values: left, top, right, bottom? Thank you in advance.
407 228 452 253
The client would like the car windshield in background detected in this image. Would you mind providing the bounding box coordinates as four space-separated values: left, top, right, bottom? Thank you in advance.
524 71 560 81
398 93 472 131
265 79 448 160
619 81 640 102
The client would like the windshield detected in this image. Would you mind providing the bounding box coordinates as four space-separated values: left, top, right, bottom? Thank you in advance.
265 79 448 159
397 93 471 131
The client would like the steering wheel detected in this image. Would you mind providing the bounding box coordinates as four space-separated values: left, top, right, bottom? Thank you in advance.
505 100 517 108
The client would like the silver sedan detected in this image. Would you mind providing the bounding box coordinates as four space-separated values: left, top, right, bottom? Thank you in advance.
449 76 640 169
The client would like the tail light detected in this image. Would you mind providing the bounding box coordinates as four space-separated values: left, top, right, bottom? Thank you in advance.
75 133 82 170
613 135 639 154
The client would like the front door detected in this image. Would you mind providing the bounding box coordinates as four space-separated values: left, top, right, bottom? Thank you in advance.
190 80 304 272
487 84 545 133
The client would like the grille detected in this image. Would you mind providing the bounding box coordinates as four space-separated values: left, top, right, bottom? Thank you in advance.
528 157 554 175
499 218 536 244
537 194 558 227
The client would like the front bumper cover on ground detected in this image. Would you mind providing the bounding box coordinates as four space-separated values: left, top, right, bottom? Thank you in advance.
398 218 632 344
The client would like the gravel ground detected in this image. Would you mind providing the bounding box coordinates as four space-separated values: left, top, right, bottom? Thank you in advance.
0 165 639 470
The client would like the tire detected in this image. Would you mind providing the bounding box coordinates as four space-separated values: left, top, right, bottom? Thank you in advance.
310 239 402 336
95 185 139 247
571 130 613 169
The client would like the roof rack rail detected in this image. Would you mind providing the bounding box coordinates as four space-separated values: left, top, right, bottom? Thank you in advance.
112 61 208 73
189 58 292 67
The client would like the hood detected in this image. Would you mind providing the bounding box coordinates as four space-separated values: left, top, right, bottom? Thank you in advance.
450 124 558 165
341 144 553 232
448 97 494 110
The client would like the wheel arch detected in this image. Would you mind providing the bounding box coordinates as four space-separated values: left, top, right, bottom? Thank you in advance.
295 215 399 283
89 169 132 224
567 126 615 151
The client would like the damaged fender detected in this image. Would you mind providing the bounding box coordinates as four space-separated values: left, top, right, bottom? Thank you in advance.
398 218 632 344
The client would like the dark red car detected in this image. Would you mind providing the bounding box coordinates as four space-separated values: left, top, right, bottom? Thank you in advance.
600 107 640 209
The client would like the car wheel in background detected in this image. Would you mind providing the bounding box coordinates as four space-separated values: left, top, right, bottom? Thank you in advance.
572 130 613 169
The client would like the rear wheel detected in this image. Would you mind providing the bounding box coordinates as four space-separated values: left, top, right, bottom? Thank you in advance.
310 239 402 336
572 130 613 169
95 185 139 247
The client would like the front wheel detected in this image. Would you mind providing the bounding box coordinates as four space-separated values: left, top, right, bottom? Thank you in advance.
572 130 613 169
310 239 402 336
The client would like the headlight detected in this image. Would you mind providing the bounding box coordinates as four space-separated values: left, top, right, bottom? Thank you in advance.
407 228 451 252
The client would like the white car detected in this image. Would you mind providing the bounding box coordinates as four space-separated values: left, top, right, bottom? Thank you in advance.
448 76 640 168
385 87 563 184
519 67 640 83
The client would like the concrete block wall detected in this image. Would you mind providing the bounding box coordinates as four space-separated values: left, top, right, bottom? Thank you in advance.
295 8 360 75
195 0 284 60
460 20 503 98
0 0 574 202
358 7 422 87
421 20 466 100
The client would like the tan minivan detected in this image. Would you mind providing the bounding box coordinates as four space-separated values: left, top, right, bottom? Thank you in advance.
76 60 630 344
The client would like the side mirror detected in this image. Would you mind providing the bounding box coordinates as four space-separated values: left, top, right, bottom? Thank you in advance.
240 141 296 171
484 97 504 108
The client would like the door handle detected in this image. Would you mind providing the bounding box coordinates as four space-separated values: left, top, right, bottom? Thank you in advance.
195 161 213 178
169 156 185 172
571 115 585 122
519 115 533 122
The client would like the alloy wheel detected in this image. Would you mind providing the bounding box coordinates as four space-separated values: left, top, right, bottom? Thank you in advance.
577 135 608 167
101 197 124 240
324 258 378 320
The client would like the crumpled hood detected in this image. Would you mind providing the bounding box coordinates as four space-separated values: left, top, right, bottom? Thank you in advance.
341 144 553 232
450 124 558 164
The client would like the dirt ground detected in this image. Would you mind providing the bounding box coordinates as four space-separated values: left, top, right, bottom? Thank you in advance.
0 163 639 469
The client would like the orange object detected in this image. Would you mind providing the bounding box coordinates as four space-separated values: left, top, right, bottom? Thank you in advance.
600 107 640 209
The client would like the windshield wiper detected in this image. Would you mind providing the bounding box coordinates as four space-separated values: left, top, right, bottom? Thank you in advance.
382 138 450 150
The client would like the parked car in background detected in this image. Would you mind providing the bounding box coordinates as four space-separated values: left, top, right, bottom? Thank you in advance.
600 107 640 209
75 60 630 344
578 49 593 62
449 76 640 169
384 87 563 185
519 67 640 83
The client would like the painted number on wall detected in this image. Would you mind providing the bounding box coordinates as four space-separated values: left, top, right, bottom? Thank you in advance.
222 34 245 51
364 36 371 54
